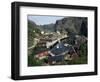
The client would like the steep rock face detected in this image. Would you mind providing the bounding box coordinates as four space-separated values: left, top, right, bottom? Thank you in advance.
54 17 87 36
80 19 87 37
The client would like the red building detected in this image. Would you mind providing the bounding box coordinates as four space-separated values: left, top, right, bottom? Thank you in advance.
35 51 49 60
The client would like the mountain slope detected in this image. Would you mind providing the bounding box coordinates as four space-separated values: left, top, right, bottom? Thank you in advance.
28 20 41 47
38 23 55 32
54 17 87 36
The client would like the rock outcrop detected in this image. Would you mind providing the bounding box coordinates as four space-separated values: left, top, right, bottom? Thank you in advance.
54 17 87 36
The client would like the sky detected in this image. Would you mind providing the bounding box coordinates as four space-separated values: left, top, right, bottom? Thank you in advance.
28 15 64 25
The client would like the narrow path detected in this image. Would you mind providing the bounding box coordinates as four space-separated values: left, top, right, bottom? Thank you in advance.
28 39 38 50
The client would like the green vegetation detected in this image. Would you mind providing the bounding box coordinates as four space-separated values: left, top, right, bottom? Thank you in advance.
28 42 87 66
31 46 48 56
67 43 87 64
39 23 55 32
28 20 41 47
28 55 44 66
28 54 49 66
80 21 87 37
28 17 88 66
67 55 87 64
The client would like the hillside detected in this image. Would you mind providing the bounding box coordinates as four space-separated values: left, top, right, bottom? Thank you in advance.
28 17 88 66
38 23 55 32
54 17 87 37
28 20 41 47
28 17 87 47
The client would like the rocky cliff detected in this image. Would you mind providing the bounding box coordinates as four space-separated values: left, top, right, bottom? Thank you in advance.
54 17 87 36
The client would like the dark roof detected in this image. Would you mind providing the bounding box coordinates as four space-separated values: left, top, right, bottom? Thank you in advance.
50 42 73 55
48 55 64 62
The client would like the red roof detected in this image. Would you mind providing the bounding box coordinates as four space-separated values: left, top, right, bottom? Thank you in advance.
37 51 48 57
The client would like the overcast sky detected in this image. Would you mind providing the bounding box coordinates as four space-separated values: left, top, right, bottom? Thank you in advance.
28 15 64 25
